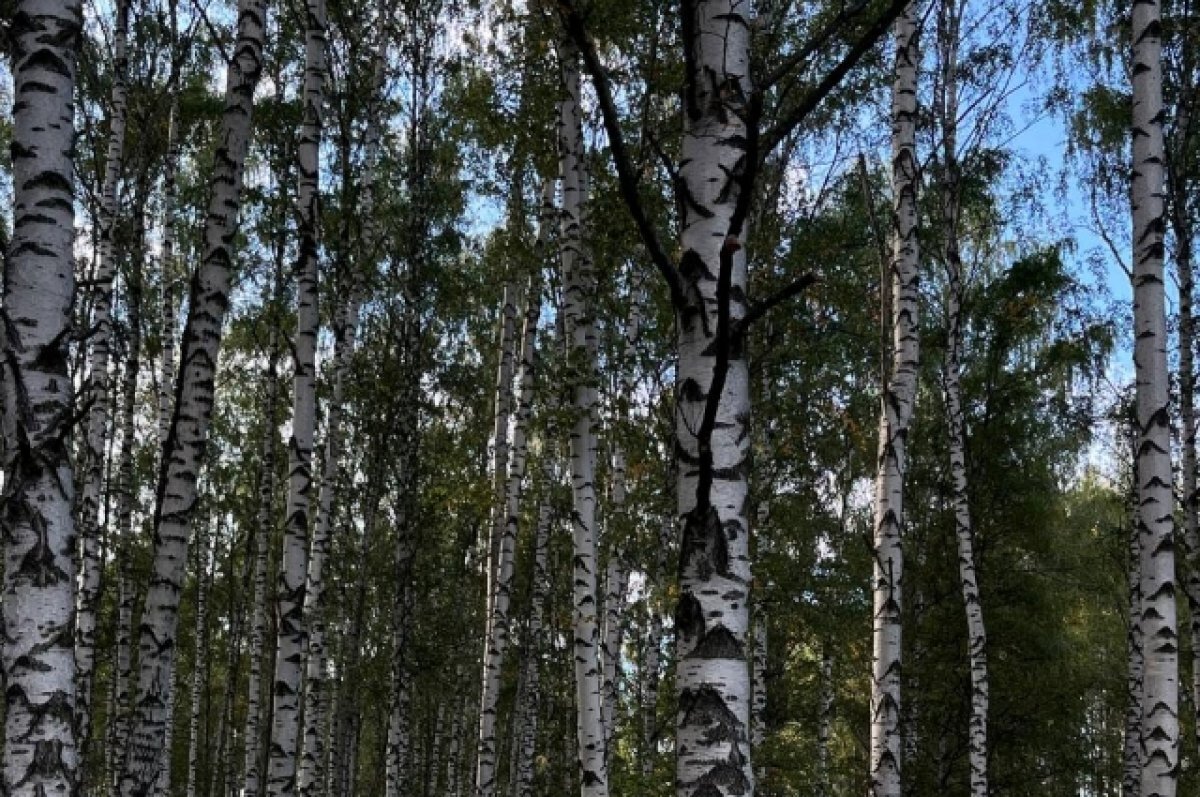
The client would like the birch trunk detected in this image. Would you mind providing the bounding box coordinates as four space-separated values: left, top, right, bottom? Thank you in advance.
121 2 268 792
76 0 131 761
935 4 988 793
600 554 627 753
2 1 82 794
298 282 359 797
268 0 327 789
185 524 214 797
1125 490 1143 797
159 95 182 449
487 281 520 623
671 0 755 792
751 617 767 763
244 338 281 797
514 458 553 797
870 8 919 797
641 512 670 779
109 250 144 795
1131 0 1179 793
557 36 609 797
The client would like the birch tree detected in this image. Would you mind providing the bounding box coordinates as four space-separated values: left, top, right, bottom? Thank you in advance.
1131 0 1178 791
1 1 83 793
934 1 987 793
76 0 130 757
120 1 269 791
870 8 919 796
556 36 609 797
268 0 328 789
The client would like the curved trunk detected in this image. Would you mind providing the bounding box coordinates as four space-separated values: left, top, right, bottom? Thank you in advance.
121 3 269 791
870 8 919 797
2 2 83 794
76 0 131 756
1131 0 1179 794
557 36 609 797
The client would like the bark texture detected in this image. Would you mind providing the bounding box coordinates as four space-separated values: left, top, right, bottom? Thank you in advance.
2 2 83 793
871 8 919 796
76 0 130 755
557 37 609 797
1131 0 1179 794
121 1 268 792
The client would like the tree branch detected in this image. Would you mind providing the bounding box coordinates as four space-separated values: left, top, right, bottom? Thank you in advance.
761 0 907 156
742 272 818 329
556 0 685 310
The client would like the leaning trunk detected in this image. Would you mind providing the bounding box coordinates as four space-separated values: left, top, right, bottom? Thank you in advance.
2 4 83 792
121 1 268 792
870 7 919 797
1131 0 1179 793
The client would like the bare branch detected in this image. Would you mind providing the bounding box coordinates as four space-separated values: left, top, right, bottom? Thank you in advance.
742 272 818 329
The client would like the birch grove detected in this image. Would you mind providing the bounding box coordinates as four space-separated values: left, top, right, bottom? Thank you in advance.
0 0 1183 794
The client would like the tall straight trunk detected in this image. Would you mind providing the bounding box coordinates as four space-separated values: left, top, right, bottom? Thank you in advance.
557 37 609 797
298 279 359 797
159 94 182 449
121 1 268 792
671 0 755 791
110 243 144 795
185 524 214 797
935 3 988 794
1125 505 1144 797
1 1 82 793
751 617 767 769
385 514 417 797
487 281 520 622
268 0 326 790
77 0 131 758
1131 0 1179 793
216 527 248 797
244 337 281 797
514 457 553 797
600 554 627 753
870 8 919 797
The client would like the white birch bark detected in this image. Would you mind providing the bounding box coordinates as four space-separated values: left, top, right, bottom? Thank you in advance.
1125 509 1144 797
2 3 83 792
600 554 628 753
185 524 214 797
1131 0 1179 793
268 0 327 789
672 0 755 793
298 281 359 797
159 96 182 450
121 2 269 791
77 0 130 758
871 8 919 797
514 457 553 797
557 36 609 797
935 4 988 793
486 281 520 625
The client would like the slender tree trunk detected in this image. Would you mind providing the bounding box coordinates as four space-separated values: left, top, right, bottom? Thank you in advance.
935 4 988 794
1 1 82 793
751 616 767 788
76 0 130 763
486 281 520 623
159 94 182 449
121 2 269 792
514 457 553 797
670 0 756 791
1131 0 1179 793
186 524 214 797
109 240 144 796
268 0 327 789
641 511 670 780
870 8 919 797
1125 494 1144 797
244 338 281 797
557 36 609 797
600 555 627 754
